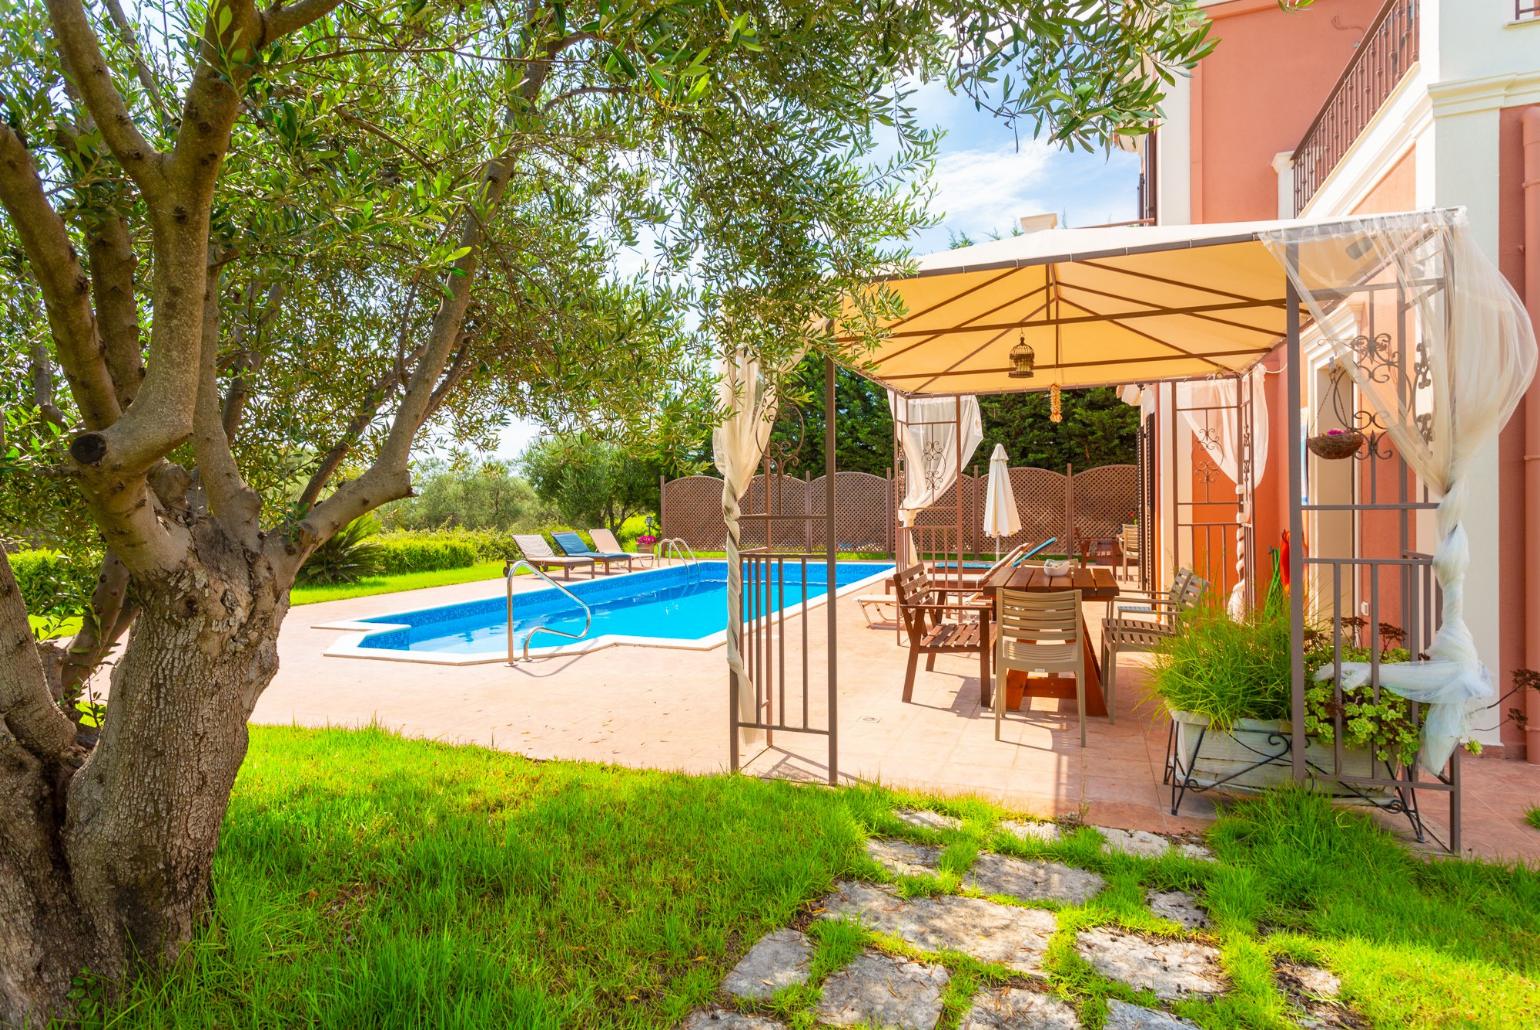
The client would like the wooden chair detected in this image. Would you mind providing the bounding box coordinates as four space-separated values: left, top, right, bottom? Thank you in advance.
892 564 993 705
994 588 1086 745
1100 570 1207 721
1119 523 1141 581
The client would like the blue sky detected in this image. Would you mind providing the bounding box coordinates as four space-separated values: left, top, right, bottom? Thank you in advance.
489 80 1140 460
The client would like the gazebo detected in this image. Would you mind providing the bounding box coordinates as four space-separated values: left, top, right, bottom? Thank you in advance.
714 208 1536 853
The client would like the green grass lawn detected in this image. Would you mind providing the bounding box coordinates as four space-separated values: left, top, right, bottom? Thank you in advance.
84 726 1539 1029
288 561 509 606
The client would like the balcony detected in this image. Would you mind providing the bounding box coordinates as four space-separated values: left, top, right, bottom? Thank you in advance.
1291 0 1420 214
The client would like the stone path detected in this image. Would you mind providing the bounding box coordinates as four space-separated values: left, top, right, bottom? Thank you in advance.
1075 928 1226 1000
961 987 1080 1029
896 808 962 832
966 853 1105 905
816 951 948 1029
822 880 1057 975
721 928 811 1000
678 821 1311 1029
866 838 943 878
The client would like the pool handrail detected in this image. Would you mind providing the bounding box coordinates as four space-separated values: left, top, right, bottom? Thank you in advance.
504 559 594 663
658 537 697 565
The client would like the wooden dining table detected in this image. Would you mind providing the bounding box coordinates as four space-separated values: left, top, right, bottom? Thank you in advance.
977 564 1120 715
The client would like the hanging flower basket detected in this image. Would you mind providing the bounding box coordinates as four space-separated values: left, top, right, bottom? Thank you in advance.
1306 428 1364 460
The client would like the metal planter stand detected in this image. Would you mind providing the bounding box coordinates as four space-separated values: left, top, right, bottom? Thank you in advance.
1163 715 1436 847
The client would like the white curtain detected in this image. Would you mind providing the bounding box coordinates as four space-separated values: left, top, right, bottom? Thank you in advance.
713 347 797 751
887 392 983 526
1176 369 1270 619
1263 210 1538 773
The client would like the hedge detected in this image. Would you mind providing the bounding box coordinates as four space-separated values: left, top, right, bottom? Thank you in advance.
9 549 100 618
372 535 479 575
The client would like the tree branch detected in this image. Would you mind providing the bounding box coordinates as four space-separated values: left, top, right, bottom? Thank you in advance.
42 0 166 197
0 123 122 430
262 0 345 39
0 551 77 762
193 261 261 542
101 0 172 124
83 210 145 409
220 280 282 440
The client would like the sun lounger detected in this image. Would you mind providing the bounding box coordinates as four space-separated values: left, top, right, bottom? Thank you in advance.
511 534 597 580
589 528 656 566
551 531 636 575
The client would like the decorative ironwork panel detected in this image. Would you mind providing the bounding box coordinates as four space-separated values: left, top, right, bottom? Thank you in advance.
1292 0 1418 213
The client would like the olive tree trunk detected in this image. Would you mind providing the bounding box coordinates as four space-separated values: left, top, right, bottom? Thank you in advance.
0 521 290 1023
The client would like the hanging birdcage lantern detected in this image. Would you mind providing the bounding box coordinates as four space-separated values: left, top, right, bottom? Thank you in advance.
1008 331 1035 378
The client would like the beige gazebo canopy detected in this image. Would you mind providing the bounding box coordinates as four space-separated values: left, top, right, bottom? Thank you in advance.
843 215 1386 396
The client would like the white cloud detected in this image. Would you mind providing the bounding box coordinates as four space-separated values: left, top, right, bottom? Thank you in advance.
925 141 1056 241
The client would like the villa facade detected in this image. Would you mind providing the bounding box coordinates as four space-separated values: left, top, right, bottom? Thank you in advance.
1142 0 1540 759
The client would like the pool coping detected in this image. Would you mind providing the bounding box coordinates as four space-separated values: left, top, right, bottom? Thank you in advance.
319 560 896 666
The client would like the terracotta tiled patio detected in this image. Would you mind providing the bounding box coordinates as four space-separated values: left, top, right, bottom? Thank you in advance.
256 569 1540 863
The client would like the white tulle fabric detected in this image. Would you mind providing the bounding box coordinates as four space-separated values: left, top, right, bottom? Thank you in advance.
713 347 798 747
1262 210 1538 773
887 392 984 526
1176 370 1269 620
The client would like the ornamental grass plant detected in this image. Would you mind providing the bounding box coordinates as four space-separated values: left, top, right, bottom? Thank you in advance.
1150 606 1293 730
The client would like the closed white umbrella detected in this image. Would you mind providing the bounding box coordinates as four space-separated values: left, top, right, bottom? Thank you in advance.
981 443 1021 558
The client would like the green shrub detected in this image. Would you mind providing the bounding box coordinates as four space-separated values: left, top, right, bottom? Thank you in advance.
374 531 495 572
9 549 100 618
298 517 384 586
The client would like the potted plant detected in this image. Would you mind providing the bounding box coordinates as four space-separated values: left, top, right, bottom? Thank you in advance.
636 515 660 551
1152 604 1402 795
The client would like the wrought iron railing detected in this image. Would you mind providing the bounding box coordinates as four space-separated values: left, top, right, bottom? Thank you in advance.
1292 0 1420 213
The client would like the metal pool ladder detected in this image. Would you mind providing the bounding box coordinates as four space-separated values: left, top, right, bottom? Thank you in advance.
658 537 701 583
504 559 593 664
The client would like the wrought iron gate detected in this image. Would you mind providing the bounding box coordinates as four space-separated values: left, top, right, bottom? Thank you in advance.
729 358 840 783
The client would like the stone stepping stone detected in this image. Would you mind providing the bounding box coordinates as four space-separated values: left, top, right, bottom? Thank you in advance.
1103 999 1200 1029
1175 841 1214 862
815 950 948 1030
1075 927 1225 1000
897 808 962 832
1147 889 1208 930
1000 819 1062 844
821 880 1057 975
680 1008 786 1029
1275 961 1363 1029
966 853 1105 905
867 838 944 878
721 928 811 1001
1094 826 1173 859
960 986 1081 1029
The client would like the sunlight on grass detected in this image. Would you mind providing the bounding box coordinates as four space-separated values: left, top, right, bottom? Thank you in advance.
87 728 1539 1029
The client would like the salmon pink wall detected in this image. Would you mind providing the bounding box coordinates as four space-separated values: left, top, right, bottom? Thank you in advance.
1193 0 1385 222
1498 104 1538 758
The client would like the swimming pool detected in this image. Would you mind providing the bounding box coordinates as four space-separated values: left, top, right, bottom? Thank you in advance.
321 560 895 664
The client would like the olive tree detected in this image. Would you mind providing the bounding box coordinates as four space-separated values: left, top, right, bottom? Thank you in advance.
0 0 1210 1017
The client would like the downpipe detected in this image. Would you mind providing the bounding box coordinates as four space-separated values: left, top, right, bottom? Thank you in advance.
1523 108 1540 763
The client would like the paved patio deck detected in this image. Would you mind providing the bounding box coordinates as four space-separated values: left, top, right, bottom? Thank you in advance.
256 567 1540 863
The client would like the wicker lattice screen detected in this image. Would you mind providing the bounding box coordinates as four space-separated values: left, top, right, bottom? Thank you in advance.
661 465 1136 556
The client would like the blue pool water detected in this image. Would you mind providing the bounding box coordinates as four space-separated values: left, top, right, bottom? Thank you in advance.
353 560 893 657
